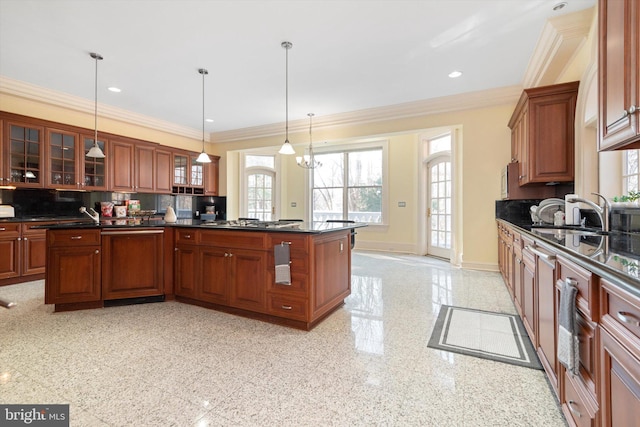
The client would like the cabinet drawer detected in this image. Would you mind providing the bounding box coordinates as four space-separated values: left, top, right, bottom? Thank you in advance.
21 222 54 235
175 228 200 244
601 278 640 344
267 271 309 296
267 233 309 254
0 223 20 236
562 371 598 427
575 312 598 399
267 294 308 321
557 255 598 321
201 230 266 249
48 229 100 247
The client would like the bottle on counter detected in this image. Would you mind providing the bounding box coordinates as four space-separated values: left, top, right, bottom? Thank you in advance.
554 209 565 226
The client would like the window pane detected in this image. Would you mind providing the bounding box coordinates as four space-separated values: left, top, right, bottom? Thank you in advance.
348 150 382 186
429 134 451 155
349 187 382 223
313 188 343 220
314 153 344 187
246 155 274 168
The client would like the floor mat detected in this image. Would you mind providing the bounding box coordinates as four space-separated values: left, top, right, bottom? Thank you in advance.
428 305 542 370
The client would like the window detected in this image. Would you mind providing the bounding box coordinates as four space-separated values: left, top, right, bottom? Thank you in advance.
623 150 639 193
244 154 276 221
312 143 385 223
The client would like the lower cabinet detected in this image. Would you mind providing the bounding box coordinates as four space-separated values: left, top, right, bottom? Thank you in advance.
599 278 640 427
101 229 164 300
0 221 51 285
521 236 537 346
0 223 20 281
45 229 101 306
535 243 559 394
228 248 267 312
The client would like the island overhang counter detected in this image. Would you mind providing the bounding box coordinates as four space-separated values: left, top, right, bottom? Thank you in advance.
42 220 365 330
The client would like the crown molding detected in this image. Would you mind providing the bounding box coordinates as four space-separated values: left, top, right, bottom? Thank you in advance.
211 85 523 143
0 76 204 141
1 75 520 145
522 7 594 88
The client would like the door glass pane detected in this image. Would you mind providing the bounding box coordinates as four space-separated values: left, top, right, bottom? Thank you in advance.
247 172 274 221
174 155 187 185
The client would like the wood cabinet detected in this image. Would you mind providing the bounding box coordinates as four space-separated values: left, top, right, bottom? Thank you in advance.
2 121 45 187
80 134 108 190
134 143 155 193
204 156 220 196
46 128 80 189
174 227 352 330
599 278 640 427
172 151 206 194
110 139 135 192
0 223 21 280
521 235 537 346
45 229 101 308
532 243 559 394
20 222 50 277
508 81 578 185
598 0 640 150
101 229 164 300
155 148 173 193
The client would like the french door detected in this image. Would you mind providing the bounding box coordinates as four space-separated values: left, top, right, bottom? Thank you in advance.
427 154 452 258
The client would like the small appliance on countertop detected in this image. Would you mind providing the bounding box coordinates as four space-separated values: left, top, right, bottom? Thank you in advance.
0 205 15 218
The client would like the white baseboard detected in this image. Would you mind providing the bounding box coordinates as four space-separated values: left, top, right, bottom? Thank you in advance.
461 261 500 272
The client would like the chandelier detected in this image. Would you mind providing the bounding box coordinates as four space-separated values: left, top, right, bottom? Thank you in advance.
297 113 321 169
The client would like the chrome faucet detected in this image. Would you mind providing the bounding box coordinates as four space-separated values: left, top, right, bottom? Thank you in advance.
79 206 100 224
567 192 611 233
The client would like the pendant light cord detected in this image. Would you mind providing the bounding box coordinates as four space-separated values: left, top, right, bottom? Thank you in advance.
285 43 289 143
202 69 205 145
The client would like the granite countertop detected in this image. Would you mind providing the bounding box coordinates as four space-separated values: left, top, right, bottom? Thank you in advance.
500 219 640 298
32 218 366 234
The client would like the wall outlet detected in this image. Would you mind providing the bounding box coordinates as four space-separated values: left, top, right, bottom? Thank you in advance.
291 202 297 207
398 201 406 207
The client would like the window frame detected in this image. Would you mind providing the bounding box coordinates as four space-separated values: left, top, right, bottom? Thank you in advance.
623 149 640 194
311 139 389 226
239 153 281 220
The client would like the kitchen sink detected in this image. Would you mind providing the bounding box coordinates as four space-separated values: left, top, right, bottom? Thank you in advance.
531 226 606 237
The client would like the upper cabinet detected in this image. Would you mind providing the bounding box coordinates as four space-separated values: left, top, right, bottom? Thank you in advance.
80 134 108 191
598 0 640 150
172 151 207 195
2 121 45 188
204 156 220 196
109 139 135 192
508 81 579 186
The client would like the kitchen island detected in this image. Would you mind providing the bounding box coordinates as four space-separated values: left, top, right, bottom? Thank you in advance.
43 219 365 330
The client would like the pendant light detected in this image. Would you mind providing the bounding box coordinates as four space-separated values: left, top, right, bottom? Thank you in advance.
296 113 321 169
196 68 212 163
86 52 106 158
278 41 296 155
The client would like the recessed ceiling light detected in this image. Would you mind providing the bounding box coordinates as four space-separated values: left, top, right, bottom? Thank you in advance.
553 2 567 11
448 70 463 78
205 118 214 123
107 86 121 93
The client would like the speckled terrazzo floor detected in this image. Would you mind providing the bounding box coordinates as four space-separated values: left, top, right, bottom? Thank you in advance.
0 251 566 426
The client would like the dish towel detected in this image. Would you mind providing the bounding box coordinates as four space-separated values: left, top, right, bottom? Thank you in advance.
274 243 291 285
557 278 579 376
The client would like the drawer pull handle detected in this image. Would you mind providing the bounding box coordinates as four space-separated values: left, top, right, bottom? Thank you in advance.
281 305 293 310
184 234 191 239
567 400 581 418
95 249 99 254
0 227 5 231
281 241 291 246
617 311 640 326
70 236 83 240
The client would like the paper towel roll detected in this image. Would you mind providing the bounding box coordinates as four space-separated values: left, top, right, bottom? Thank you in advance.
565 194 580 225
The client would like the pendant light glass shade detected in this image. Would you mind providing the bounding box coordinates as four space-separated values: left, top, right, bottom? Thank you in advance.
196 68 212 163
279 41 296 156
86 52 105 159
296 113 321 169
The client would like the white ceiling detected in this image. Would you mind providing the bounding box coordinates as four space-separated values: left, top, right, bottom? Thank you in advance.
0 0 595 141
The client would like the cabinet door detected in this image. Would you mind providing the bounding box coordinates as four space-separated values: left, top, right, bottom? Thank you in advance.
199 246 229 304
21 231 47 276
190 156 204 188
135 144 155 192
45 246 101 304
599 0 640 150
0 235 20 280
204 156 220 196
47 128 80 189
110 140 134 191
4 122 45 187
155 149 172 193
80 135 108 190
522 247 537 347
101 230 164 300
313 232 351 316
536 252 558 394
173 153 189 186
175 244 198 298
599 327 640 427
229 248 266 312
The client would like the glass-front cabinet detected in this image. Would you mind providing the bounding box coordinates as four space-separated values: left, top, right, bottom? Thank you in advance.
47 128 78 188
81 134 107 190
3 122 45 187
172 151 204 194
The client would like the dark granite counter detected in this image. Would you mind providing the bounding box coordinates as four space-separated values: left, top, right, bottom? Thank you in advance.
33 218 366 234
498 219 640 298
